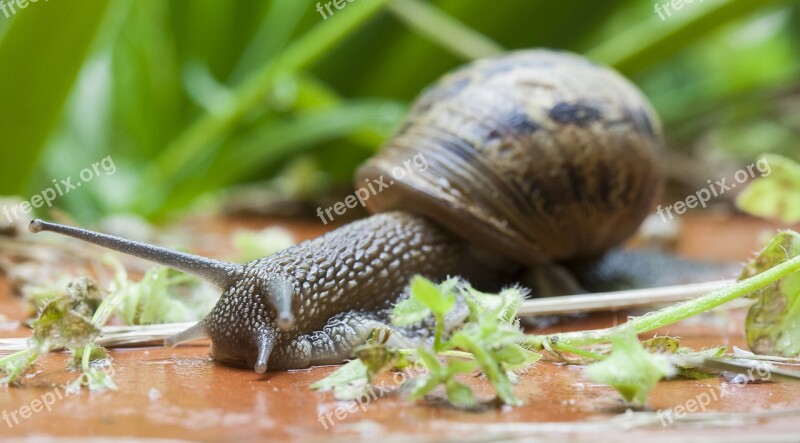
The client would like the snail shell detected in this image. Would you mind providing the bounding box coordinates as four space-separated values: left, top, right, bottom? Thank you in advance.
359 49 664 266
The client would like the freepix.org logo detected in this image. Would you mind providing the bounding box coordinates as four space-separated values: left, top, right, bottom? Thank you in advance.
2 156 117 224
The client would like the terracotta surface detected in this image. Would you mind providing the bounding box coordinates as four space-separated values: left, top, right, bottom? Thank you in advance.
1 215 800 442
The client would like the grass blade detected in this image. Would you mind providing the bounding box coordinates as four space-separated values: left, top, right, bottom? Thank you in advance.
388 0 503 60
0 0 111 194
588 0 789 74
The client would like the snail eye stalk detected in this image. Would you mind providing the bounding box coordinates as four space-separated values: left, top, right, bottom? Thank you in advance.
29 219 244 290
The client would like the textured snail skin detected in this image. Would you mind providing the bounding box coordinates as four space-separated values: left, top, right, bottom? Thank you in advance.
203 211 508 370
29 50 668 372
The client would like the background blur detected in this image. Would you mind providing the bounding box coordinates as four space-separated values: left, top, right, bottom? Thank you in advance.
0 0 798 224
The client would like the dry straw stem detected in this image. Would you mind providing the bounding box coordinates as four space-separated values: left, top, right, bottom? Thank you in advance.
517 279 736 317
0 322 196 355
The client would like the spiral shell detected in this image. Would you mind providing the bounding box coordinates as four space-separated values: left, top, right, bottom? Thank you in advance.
357 49 664 266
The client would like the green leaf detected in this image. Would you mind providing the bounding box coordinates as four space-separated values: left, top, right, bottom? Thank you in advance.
233 227 296 262
444 358 478 377
405 374 441 401
528 243 800 350
444 379 478 409
673 346 728 380
31 294 100 353
310 359 371 401
642 336 681 354
353 329 401 375
741 230 800 357
410 276 455 317
229 0 313 82
490 343 540 371
642 336 726 379
391 296 431 326
67 343 111 371
0 0 111 194
2 277 111 385
736 154 800 224
463 285 526 325
70 367 117 393
415 348 443 376
403 349 444 402
112 264 215 326
449 331 519 406
0 350 39 385
585 331 675 405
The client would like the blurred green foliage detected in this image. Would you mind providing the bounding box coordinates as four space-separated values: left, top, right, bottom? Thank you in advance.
1 0 799 222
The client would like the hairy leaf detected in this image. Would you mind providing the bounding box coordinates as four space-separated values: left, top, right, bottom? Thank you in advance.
741 231 800 356
410 276 455 317
32 294 100 353
586 331 675 404
310 359 371 400
0 350 39 385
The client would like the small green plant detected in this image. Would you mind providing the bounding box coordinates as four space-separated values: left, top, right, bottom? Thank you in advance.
312 276 540 408
0 257 217 390
525 229 800 404
316 229 800 408
586 330 675 404
0 277 106 387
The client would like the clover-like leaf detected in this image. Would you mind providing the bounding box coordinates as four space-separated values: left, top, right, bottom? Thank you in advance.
586 331 675 404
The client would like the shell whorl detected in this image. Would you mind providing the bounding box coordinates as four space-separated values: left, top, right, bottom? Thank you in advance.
358 49 664 266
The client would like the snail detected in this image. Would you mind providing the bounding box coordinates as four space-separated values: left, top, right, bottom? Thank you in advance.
29 49 663 372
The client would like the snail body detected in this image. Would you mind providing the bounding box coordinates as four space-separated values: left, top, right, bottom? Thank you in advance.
30 50 664 372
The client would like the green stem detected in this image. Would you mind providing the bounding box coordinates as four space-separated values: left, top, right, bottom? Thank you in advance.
526 255 800 349
0 349 39 383
81 344 91 372
397 349 475 360
550 343 606 361
433 313 445 352
0 349 32 365
440 350 474 359
388 0 503 60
